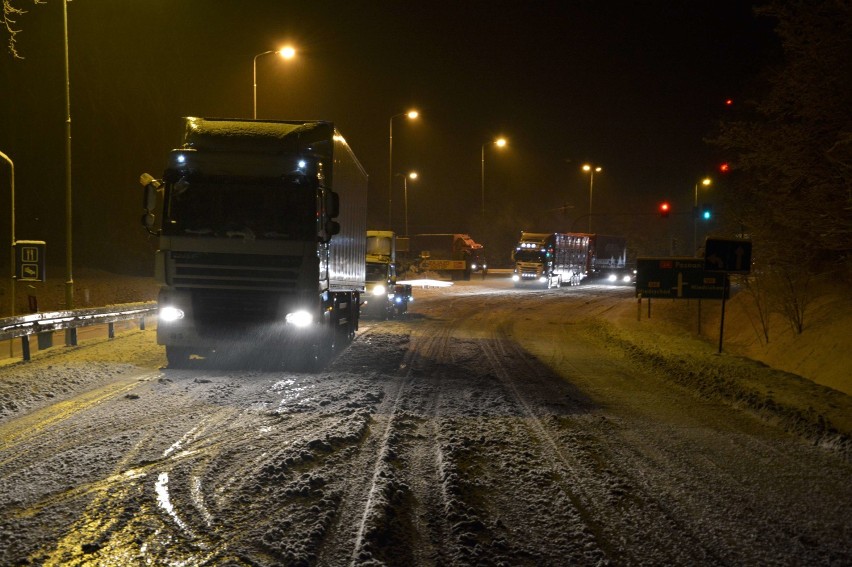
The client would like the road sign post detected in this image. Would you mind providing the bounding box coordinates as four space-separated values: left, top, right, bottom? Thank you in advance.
703 237 752 353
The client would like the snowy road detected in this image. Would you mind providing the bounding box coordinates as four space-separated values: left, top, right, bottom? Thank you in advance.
1 279 850 566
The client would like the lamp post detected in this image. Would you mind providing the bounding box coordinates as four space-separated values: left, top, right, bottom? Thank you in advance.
1 151 14 318
253 46 296 119
62 0 74 316
396 171 418 237
582 164 602 233
693 177 712 253
388 110 419 229
481 137 507 217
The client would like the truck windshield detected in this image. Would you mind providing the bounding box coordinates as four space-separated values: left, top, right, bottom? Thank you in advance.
163 179 316 240
514 249 546 263
366 262 388 282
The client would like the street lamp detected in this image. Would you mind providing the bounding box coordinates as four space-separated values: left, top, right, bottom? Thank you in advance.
1 150 14 318
481 137 507 217
253 46 297 119
397 171 418 237
582 164 602 233
693 177 712 252
388 110 419 228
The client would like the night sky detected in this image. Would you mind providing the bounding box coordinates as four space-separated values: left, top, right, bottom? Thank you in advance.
0 0 777 272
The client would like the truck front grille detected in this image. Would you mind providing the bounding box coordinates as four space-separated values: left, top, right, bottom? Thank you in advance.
170 251 301 292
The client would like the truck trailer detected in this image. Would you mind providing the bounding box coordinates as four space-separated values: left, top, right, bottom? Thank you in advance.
511 232 630 287
362 230 413 319
583 234 631 283
139 117 367 367
409 233 485 281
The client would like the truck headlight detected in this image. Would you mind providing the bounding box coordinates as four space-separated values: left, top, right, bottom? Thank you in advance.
159 306 184 322
371 284 386 297
512 274 520 282
285 310 313 327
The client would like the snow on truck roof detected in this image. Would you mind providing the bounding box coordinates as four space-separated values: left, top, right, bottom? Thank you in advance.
181 117 335 156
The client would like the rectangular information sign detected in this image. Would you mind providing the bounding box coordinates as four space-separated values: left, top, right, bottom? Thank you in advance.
636 257 728 299
15 240 46 282
704 238 752 273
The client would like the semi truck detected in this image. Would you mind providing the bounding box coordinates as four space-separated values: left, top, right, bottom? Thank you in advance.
362 230 413 319
511 232 589 287
139 117 367 367
409 233 485 281
511 232 629 288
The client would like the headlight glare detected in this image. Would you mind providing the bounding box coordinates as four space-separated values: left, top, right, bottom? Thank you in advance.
159 306 185 322
285 310 313 327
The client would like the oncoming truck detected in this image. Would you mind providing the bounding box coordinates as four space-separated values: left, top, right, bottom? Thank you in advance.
512 232 589 287
511 232 629 288
139 117 367 367
362 230 413 319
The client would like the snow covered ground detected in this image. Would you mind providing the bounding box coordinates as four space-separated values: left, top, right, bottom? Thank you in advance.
0 272 849 565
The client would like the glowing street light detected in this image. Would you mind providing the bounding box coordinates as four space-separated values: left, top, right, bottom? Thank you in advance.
481 137 507 216
693 176 712 252
582 164 602 233
253 46 297 119
388 110 419 229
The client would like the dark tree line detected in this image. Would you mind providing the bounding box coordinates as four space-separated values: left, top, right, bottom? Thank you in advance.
711 0 852 335
712 0 852 267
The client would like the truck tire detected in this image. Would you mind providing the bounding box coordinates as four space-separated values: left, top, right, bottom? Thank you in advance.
166 346 191 368
395 299 408 316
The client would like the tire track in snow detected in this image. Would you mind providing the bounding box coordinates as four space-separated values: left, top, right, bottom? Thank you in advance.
487 317 726 564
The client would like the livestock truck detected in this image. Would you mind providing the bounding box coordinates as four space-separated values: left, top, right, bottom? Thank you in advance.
409 233 485 281
139 117 367 367
511 232 590 287
362 230 413 319
511 232 630 288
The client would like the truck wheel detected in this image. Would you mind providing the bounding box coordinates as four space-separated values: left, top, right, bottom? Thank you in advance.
395 300 408 316
166 346 191 368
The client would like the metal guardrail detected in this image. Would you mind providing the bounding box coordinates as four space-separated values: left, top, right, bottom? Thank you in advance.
0 302 158 361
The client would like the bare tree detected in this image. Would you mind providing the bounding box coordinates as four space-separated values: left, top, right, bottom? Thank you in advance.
2 0 44 59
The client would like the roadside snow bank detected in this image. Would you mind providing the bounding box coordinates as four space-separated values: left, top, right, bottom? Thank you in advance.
587 316 852 461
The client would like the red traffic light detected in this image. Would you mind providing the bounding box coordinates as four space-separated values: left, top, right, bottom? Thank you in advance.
719 162 730 173
659 202 671 217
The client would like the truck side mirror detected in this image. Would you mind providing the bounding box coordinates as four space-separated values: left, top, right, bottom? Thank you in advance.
141 212 155 230
139 173 162 235
326 191 340 218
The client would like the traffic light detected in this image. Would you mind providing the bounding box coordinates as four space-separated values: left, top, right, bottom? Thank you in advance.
659 202 671 217
701 204 713 220
719 162 730 173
